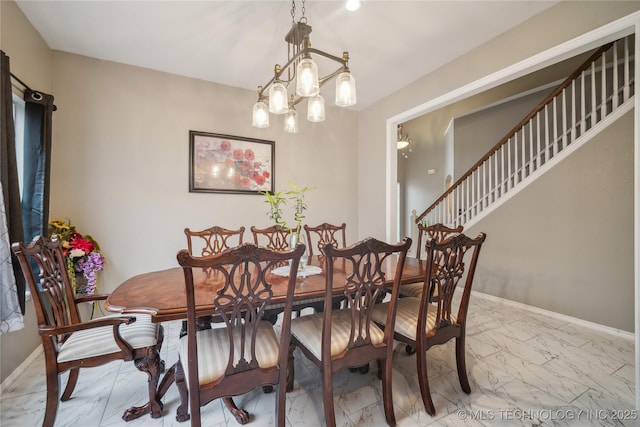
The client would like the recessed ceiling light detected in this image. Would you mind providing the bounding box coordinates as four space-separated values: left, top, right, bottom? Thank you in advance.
346 0 361 12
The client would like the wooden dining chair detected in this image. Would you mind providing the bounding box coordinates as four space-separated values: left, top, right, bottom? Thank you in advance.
287 237 411 427
303 222 347 256
175 243 304 427
399 223 463 299
184 225 245 256
11 235 165 427
371 232 486 416
250 224 291 251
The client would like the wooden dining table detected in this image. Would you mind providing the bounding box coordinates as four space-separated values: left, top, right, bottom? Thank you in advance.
105 254 426 424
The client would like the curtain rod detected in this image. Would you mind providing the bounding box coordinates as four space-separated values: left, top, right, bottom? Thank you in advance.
10 72 57 111
10 72 32 92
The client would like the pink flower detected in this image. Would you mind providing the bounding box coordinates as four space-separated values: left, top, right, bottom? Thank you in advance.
244 149 255 160
241 161 252 171
225 158 234 167
233 149 244 160
262 171 270 178
240 177 251 188
254 175 266 186
220 140 231 151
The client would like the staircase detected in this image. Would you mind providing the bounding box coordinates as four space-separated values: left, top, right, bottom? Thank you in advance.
413 34 635 234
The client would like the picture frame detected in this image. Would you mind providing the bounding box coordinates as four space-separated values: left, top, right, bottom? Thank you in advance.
189 131 275 195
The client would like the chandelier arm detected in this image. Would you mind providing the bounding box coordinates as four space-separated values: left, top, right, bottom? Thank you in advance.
305 48 348 67
257 47 348 100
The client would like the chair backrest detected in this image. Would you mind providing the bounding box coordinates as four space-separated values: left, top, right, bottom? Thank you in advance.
184 225 245 257
11 236 81 346
323 237 411 365
421 232 486 335
415 223 464 260
176 243 304 396
250 224 291 251
304 222 347 256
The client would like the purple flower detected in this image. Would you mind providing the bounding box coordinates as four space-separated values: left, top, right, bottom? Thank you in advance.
78 252 106 295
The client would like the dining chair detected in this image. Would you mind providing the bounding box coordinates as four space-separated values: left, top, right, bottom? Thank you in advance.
371 232 486 416
175 243 305 427
11 235 165 427
303 222 347 256
287 237 411 427
250 224 291 251
184 225 245 256
399 223 463 299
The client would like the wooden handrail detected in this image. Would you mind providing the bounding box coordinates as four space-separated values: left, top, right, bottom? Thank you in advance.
416 41 615 224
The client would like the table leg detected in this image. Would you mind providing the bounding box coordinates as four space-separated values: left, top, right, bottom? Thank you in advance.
122 345 165 421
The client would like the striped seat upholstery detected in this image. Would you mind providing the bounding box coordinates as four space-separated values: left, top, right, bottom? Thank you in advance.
371 297 456 341
178 321 279 387
290 309 385 359
57 314 159 363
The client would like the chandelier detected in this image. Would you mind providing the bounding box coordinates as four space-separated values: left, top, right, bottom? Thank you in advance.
252 0 357 133
397 124 412 158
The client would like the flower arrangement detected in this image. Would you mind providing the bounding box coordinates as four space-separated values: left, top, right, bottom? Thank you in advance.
263 181 314 243
48 219 106 296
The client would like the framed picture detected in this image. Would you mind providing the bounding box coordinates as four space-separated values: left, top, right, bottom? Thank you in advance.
189 131 275 195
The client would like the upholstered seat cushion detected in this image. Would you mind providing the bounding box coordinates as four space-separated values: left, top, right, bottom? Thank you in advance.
399 281 424 298
178 320 280 386
57 314 159 363
290 309 385 360
371 297 456 340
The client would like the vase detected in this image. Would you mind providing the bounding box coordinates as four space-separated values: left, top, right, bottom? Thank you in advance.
290 233 308 270
74 273 89 296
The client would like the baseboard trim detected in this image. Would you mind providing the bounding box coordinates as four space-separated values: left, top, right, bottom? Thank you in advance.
0 345 43 393
472 290 634 340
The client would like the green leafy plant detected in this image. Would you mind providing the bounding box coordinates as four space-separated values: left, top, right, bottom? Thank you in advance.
263 181 314 241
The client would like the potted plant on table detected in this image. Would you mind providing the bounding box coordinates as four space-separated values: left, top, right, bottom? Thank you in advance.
49 219 106 296
263 181 314 247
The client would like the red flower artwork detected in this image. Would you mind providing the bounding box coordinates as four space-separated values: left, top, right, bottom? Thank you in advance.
192 134 272 192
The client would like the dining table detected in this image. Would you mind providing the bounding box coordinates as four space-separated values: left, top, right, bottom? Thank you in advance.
105 253 426 424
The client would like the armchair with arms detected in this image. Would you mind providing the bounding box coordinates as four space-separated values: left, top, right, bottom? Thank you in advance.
11 235 165 427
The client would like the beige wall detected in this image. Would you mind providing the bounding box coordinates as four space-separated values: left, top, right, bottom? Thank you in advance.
0 0 53 384
49 52 359 291
466 110 634 331
357 1 640 240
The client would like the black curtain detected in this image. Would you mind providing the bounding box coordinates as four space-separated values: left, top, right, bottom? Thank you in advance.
21 89 55 246
0 50 25 313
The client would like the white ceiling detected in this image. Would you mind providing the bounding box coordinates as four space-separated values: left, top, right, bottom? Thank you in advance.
16 0 559 110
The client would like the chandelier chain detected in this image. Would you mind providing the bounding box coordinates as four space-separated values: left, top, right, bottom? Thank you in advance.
291 0 307 25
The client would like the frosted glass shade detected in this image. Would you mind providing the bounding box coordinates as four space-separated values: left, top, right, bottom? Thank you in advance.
268 82 288 114
296 58 320 97
307 94 325 122
252 101 270 128
284 108 299 133
335 71 357 107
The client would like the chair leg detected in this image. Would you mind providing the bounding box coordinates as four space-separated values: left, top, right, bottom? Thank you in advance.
43 371 60 427
380 357 396 426
276 373 288 427
286 343 295 392
60 368 79 401
456 336 471 394
175 360 190 422
416 347 436 416
321 367 336 427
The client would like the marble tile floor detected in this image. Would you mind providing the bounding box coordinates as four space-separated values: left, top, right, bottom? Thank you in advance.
1 292 636 426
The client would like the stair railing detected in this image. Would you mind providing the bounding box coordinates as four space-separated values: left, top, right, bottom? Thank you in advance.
415 35 634 228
